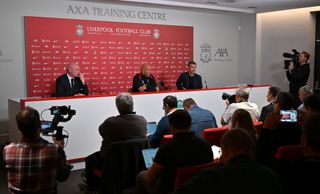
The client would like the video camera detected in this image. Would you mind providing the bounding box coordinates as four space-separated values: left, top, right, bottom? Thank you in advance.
222 93 236 104
41 106 76 140
283 49 300 69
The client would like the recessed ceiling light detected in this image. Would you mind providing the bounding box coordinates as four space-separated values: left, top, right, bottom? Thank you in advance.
207 1 218 5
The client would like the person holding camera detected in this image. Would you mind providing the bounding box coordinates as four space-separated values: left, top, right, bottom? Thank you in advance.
3 107 70 194
221 88 259 126
286 51 310 108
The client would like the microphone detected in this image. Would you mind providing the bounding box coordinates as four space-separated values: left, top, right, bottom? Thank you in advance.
204 81 208 89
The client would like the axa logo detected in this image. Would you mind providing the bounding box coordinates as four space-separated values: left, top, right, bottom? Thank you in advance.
214 48 229 57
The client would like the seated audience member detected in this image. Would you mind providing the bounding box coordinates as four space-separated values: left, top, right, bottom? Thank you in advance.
259 86 281 122
183 98 217 137
277 114 320 194
173 129 282 194
84 93 147 189
302 94 320 114
148 95 177 148
176 61 203 90
56 63 89 97
221 88 259 126
231 109 257 139
257 92 302 167
297 85 313 111
135 110 213 194
132 63 159 92
3 107 70 194
297 94 320 124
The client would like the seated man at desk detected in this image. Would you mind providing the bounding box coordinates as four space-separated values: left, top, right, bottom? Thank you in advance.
84 93 147 190
132 63 159 92
55 63 89 97
135 110 213 194
176 61 203 90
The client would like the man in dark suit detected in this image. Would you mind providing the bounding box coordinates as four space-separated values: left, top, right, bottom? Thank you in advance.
259 86 281 122
55 63 88 97
176 61 203 90
174 129 282 194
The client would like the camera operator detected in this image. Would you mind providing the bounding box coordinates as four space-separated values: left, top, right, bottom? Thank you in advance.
286 51 310 108
3 107 70 194
221 88 259 126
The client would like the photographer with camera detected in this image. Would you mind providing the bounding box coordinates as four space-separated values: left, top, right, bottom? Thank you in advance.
285 51 310 108
221 88 259 126
3 107 70 194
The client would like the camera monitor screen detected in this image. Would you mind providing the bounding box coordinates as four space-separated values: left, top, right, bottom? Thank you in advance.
280 110 297 122
40 120 53 132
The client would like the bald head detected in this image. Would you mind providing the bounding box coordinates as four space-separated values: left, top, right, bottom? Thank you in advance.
141 63 151 77
220 128 255 164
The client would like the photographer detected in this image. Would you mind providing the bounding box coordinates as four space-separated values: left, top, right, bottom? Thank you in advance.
3 107 70 194
221 88 259 126
286 51 310 108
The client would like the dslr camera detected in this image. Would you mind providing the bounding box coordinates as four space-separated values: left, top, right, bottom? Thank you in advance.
222 93 236 104
41 106 76 140
283 49 300 69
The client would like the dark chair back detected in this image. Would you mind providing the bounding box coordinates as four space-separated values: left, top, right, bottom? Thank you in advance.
275 145 303 160
174 161 221 191
100 138 149 194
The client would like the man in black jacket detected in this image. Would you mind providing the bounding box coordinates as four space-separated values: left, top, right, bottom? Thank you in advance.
173 129 282 194
132 63 159 92
286 51 310 108
176 61 203 90
55 63 89 97
259 86 281 122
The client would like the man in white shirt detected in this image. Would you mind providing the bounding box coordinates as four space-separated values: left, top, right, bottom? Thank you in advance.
221 88 259 126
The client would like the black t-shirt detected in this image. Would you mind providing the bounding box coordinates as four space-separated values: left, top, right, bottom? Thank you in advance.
153 132 213 192
188 75 195 89
132 74 157 92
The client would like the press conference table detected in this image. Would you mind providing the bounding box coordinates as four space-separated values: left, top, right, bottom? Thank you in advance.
8 85 270 168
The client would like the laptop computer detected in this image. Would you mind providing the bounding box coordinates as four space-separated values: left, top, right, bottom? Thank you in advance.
142 148 159 168
147 122 157 136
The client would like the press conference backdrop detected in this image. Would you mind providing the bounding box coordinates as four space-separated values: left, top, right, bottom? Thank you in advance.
25 16 193 97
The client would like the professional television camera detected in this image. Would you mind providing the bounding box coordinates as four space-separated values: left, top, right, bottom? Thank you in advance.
41 106 76 141
222 93 236 104
283 49 300 69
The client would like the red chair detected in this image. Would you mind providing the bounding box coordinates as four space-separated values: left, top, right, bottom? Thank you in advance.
174 161 221 191
275 145 303 160
202 127 229 146
254 121 263 136
160 134 173 145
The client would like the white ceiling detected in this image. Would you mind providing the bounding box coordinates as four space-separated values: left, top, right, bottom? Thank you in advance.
117 0 320 14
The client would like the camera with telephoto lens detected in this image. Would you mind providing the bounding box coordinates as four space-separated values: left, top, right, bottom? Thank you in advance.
222 93 236 104
283 49 300 69
41 106 76 140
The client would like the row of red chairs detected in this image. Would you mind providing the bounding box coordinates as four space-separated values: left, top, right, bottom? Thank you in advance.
161 121 264 146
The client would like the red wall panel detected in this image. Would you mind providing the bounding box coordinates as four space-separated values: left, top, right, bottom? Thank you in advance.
25 16 193 97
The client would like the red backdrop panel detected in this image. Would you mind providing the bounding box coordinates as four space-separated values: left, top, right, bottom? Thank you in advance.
25 16 193 97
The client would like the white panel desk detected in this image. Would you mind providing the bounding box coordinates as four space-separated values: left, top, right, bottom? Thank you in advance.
8 85 270 165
